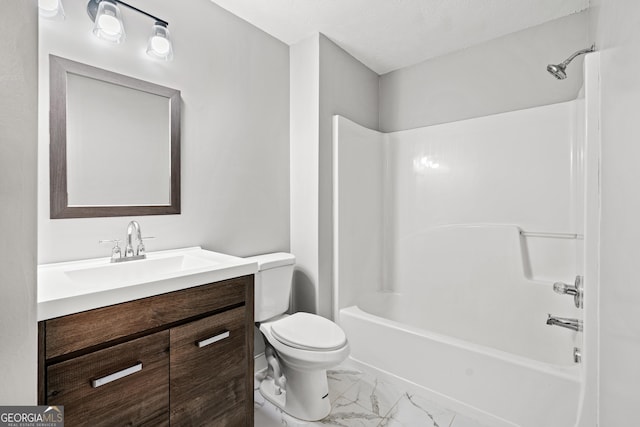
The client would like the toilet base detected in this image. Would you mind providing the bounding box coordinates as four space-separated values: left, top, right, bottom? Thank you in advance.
259 376 287 409
259 366 331 421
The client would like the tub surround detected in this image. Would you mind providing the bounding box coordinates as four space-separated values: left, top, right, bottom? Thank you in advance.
365 225 581 365
333 100 587 426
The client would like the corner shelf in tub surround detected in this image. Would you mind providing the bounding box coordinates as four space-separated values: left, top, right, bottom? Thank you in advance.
37 247 256 426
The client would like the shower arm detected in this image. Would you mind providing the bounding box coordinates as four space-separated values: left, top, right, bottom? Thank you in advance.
560 44 596 66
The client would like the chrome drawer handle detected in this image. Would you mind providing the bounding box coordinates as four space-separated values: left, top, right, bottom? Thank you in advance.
197 331 230 348
91 363 143 388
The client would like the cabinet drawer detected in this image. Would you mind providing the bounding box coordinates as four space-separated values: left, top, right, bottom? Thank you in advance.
47 331 169 427
170 306 247 426
45 275 250 359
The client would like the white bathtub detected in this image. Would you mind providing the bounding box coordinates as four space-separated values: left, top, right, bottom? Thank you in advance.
340 300 581 427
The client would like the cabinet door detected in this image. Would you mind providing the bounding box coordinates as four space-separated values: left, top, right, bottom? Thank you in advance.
47 330 170 426
170 306 247 426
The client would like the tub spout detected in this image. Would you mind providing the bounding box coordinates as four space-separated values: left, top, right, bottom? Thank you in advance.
546 314 583 332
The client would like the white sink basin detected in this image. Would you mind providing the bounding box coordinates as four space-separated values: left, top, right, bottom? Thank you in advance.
38 247 258 321
63 251 234 288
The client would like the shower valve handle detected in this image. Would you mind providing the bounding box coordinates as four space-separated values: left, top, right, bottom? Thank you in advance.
553 275 583 309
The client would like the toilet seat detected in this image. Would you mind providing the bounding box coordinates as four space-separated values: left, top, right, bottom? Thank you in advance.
270 312 347 351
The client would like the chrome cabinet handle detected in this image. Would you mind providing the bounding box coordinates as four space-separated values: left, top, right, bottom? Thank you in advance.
91 362 142 388
197 331 230 348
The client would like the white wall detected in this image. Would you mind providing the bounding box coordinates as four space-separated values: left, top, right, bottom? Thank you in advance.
592 0 640 424
0 0 38 404
290 34 379 318
38 0 290 264
379 11 590 132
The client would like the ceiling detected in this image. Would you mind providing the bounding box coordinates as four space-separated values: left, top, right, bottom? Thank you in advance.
209 0 589 75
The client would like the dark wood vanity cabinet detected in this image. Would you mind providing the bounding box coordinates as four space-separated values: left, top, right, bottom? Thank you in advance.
170 306 247 425
47 331 170 426
38 275 254 427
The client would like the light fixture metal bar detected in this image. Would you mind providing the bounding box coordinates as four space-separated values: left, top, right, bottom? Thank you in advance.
114 0 169 26
88 0 169 26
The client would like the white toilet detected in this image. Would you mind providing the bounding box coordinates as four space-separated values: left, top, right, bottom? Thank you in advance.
248 253 350 421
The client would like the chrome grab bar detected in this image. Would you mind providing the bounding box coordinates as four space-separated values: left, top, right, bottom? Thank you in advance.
520 230 583 240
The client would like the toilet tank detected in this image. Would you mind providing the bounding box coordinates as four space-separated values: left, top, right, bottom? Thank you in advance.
246 253 296 322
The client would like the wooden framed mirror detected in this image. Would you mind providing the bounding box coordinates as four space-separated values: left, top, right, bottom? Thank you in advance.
49 55 181 219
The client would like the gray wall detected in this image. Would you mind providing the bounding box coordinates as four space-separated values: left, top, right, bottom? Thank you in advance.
592 0 640 423
0 0 38 404
38 0 290 263
379 11 590 132
290 34 320 315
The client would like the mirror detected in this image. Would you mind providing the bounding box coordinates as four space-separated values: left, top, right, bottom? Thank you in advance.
49 55 181 218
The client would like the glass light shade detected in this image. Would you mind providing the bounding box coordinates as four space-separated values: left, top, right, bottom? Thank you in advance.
39 0 65 20
146 23 173 61
92 0 125 44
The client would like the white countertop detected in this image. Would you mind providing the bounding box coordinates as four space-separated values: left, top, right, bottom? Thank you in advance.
37 247 258 321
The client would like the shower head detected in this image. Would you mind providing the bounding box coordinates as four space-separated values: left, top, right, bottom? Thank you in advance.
547 44 596 80
547 63 567 80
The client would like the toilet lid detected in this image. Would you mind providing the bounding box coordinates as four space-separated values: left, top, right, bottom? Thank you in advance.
271 312 347 351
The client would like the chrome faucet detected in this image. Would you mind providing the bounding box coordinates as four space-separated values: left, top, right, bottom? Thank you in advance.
125 220 145 258
120 220 147 261
546 314 583 332
100 221 153 263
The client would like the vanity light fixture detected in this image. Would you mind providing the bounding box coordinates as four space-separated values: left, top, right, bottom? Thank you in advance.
87 0 173 60
91 0 125 43
39 0 65 20
146 22 173 61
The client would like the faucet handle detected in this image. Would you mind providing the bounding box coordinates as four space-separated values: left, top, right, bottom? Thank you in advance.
99 239 122 247
99 239 122 262
553 281 577 295
136 236 155 256
552 275 583 309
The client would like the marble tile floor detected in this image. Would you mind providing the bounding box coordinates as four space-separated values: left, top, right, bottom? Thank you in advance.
254 362 493 427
